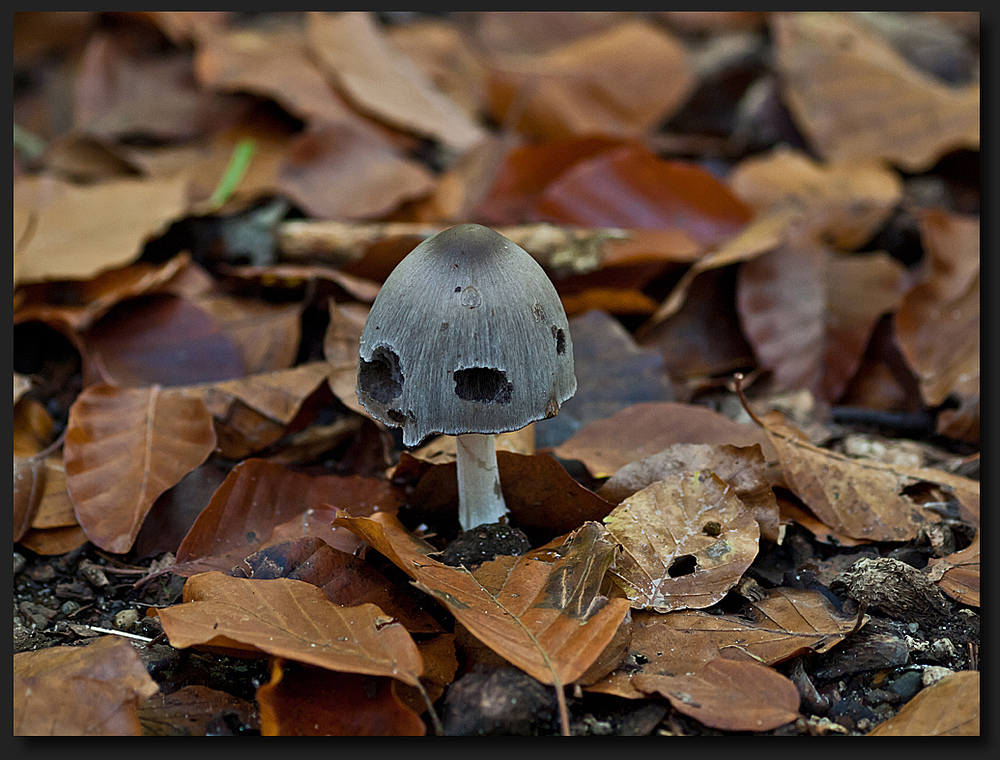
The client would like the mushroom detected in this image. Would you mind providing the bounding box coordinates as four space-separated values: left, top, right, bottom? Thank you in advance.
356 223 576 531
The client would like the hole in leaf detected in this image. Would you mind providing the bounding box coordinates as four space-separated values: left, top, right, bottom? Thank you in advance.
454 367 512 404
358 346 403 403
667 554 697 577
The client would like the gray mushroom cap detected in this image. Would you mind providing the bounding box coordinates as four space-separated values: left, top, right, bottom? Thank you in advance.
356 223 576 447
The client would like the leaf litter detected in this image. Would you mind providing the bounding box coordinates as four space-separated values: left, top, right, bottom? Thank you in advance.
14 10 979 738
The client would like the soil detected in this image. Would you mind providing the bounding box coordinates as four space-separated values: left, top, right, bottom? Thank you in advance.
13 469 980 736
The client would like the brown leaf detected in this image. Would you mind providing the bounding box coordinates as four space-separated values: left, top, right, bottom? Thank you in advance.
14 635 159 736
85 294 247 387
335 514 632 689
736 239 906 401
194 294 303 375
895 210 979 442
17 524 90 556
138 685 259 737
14 456 46 542
603 472 760 612
323 299 370 417
758 412 980 541
306 12 485 153
772 12 979 171
599 443 780 542
485 19 696 141
155 572 424 687
633 658 800 732
64 383 217 553
551 401 777 479
927 532 980 607
279 121 435 221
867 670 979 736
257 659 425 736
173 457 397 569
14 173 189 285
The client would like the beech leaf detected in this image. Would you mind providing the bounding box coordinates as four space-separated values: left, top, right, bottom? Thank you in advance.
867 670 979 736
64 383 217 553
603 471 760 612
155 571 425 688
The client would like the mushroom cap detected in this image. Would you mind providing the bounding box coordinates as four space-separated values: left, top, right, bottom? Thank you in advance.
357 223 576 446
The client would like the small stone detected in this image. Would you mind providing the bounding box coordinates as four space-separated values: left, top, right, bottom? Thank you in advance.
60 600 82 615
115 609 140 631
29 564 57 583
887 670 923 702
921 665 954 687
14 552 26 575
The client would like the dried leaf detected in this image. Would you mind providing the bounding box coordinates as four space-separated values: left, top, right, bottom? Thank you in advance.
155 572 425 687
14 174 189 285
323 299 370 417
758 412 980 541
772 12 979 171
257 659 425 736
14 456 46 542
173 457 397 569
486 19 696 140
603 471 760 612
633 658 800 732
927 532 980 607
64 383 217 553
14 635 159 736
867 670 979 736
335 514 632 689
84 294 247 387
599 443 780 542
551 401 776 479
17 524 90 556
138 685 258 737
306 12 485 153
195 294 303 375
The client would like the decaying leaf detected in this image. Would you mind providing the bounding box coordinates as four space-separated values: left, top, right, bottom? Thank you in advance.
925 531 980 607
633 657 800 732
138 685 259 737
14 635 159 736
64 383 217 553
155 571 425 688
257 659 425 736
603 471 760 612
335 514 632 691
867 670 979 736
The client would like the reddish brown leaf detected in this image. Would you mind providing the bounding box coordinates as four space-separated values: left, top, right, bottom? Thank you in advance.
85 294 246 387
257 659 425 736
194 294 303 375
603 472 760 612
64 384 217 553
14 456 46 542
174 457 398 568
17 525 90 556
138 684 258 737
335 514 632 690
633 658 800 732
551 401 777 479
535 145 753 248
867 670 979 736
14 635 159 736
927 532 980 607
155 572 425 687
772 12 979 172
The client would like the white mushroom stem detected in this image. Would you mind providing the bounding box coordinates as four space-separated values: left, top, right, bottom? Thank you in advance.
455 433 507 530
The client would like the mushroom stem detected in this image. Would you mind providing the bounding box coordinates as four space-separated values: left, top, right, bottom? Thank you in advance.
455 433 507 530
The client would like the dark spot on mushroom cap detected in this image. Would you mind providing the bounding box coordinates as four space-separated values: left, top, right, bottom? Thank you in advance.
358 345 403 404
454 367 512 405
552 327 566 355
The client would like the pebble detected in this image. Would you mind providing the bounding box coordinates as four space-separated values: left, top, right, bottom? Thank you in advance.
115 608 140 631
14 552 25 575
887 670 923 702
922 665 955 687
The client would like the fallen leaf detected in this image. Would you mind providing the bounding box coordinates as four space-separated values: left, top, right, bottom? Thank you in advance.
84 294 247 387
551 401 776 479
14 635 159 736
867 670 979 736
335 514 632 690
772 12 979 171
323 299 370 417
927 532 980 607
895 210 979 443
633 657 800 732
14 456 46 542
64 383 217 553
155 572 425 687
17 524 91 556
14 173 189 285
603 471 760 612
598 443 780 542
194 294 303 375
306 11 485 153
138 685 259 737
486 19 696 140
26 456 77 530
257 659 425 736
173 457 397 570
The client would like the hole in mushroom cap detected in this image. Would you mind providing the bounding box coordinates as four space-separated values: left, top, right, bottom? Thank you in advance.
667 554 698 577
358 345 403 404
454 367 512 405
552 326 566 355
